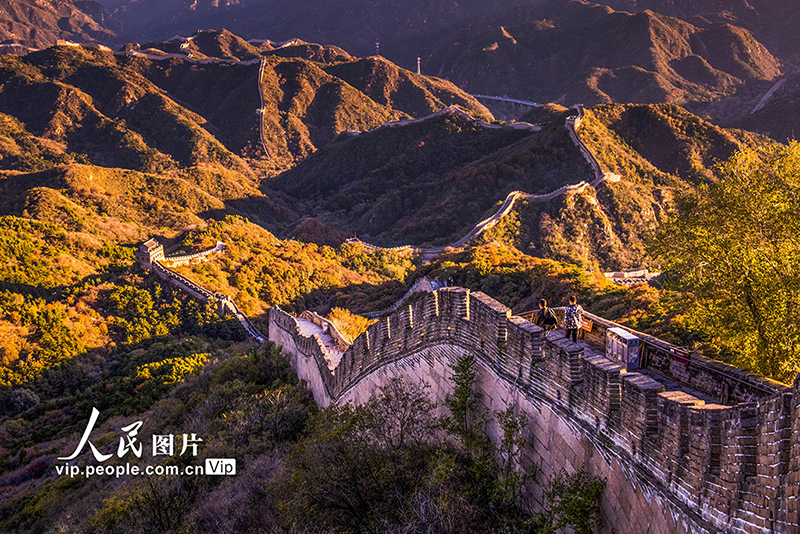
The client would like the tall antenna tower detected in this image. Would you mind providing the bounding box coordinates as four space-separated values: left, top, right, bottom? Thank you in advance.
375 40 380 56
417 56 421 75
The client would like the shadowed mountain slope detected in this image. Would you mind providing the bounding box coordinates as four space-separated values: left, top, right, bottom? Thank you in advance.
732 72 800 143
0 0 125 49
426 1 780 107
277 102 775 269
272 108 559 246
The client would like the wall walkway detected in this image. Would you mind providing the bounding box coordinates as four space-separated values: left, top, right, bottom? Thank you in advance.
349 105 620 261
271 287 796 534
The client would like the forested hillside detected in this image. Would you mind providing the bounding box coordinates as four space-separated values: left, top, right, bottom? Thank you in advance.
0 26 796 532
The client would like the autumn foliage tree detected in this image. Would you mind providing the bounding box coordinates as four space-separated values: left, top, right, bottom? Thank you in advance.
650 143 800 382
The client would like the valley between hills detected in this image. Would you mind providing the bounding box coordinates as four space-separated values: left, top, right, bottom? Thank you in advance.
0 28 789 403
0 10 798 533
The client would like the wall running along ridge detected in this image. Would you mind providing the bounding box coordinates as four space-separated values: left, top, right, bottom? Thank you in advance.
270 288 797 534
136 238 797 534
348 105 620 260
143 242 267 342
257 57 270 159
133 95 795 532
363 276 442 319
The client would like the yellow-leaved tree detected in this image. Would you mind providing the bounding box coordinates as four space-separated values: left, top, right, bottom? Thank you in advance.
650 143 800 383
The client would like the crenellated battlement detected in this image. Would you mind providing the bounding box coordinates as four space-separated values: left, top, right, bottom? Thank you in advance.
270 288 546 403
143 250 800 533
269 287 799 534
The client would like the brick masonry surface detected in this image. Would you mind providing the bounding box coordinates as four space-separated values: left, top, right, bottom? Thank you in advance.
270 288 799 534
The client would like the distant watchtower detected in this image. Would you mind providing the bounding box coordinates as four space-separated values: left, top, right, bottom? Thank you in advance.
135 238 165 269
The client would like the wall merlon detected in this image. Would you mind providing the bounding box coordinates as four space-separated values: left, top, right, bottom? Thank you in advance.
427 290 440 317
583 355 623 428
470 290 511 315
366 319 384 348
619 372 665 455
550 330 584 355
268 287 798 534
438 287 470 320
146 230 798 534
384 316 392 340
507 315 540 334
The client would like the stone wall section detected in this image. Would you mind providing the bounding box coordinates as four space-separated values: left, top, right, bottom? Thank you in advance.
152 261 214 300
139 239 797 534
160 241 224 267
550 308 784 406
363 276 441 319
566 104 621 187
349 107 619 260
271 287 799 534
269 307 336 406
149 255 267 342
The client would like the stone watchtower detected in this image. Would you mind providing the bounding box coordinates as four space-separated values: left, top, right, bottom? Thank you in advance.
134 238 165 269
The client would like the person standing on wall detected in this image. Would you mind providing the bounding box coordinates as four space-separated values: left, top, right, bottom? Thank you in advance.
535 298 558 333
564 295 584 343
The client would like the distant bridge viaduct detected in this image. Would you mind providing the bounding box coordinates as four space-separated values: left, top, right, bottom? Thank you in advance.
472 94 541 108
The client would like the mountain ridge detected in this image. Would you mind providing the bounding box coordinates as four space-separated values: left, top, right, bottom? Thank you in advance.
0 0 126 49
83 0 794 116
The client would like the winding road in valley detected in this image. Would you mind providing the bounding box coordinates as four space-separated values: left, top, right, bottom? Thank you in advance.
751 78 786 114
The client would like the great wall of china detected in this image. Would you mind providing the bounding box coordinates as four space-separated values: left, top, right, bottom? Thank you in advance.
130 77 800 534
347 104 621 261
136 239 267 342
363 276 444 319
270 287 797 534
136 232 799 534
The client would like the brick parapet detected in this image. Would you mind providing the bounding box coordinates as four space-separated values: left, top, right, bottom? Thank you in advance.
271 287 798 533
548 308 784 405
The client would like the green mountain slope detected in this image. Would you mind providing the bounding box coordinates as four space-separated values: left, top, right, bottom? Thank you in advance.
479 103 774 269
